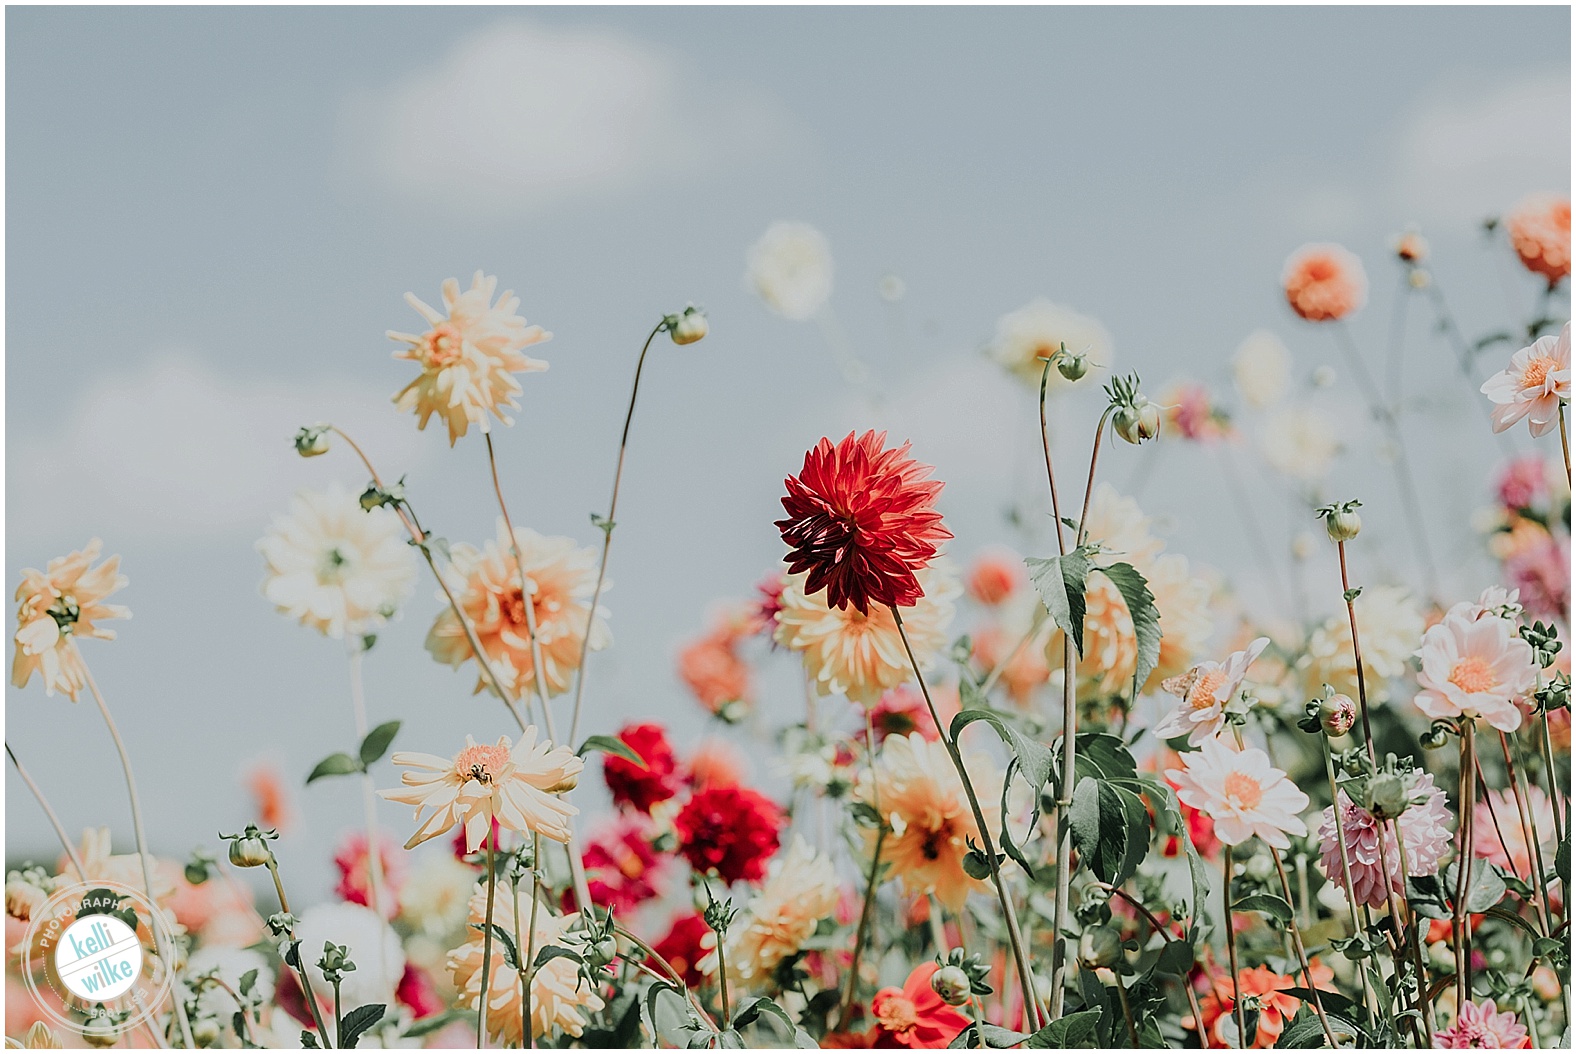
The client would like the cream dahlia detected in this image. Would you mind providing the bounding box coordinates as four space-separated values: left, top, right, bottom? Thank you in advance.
257 483 416 639
1234 330 1293 410
700 836 840 989
1261 406 1340 481
427 521 609 699
12 540 129 701
987 297 1113 392
745 222 834 321
1166 737 1309 849
389 271 550 445
1302 586 1425 701
380 730 583 851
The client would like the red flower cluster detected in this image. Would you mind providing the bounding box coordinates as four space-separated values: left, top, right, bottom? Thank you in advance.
776 431 950 615
332 830 406 918
578 813 669 915
677 620 753 718
674 784 783 884
604 722 682 814
652 912 711 988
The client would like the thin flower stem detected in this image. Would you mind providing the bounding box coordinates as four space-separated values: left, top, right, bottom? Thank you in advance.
1389 820 1437 1041
1498 732 1554 934
715 921 733 1027
1320 737 1380 1022
568 320 665 747
479 837 498 1048
612 923 717 1029
1095 882 1210 1049
891 608 1044 1029
266 859 334 1048
1270 854 1339 1048
1222 843 1247 1049
978 609 1046 698
1474 754 1521 883
1336 541 1380 768
6 741 88 879
1372 820 1431 1044
1538 710 1567 846
523 835 543 1050
838 716 887 1032
1453 722 1477 1007
1074 407 1117 548
1559 402 1571 481
483 431 594 914
345 647 392 999
332 981 343 1050
76 649 196 1050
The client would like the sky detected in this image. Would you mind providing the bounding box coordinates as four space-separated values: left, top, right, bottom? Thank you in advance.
5 6 1570 900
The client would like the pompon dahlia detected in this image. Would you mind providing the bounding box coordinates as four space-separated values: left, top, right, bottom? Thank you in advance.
673 784 783 884
776 430 951 615
1505 194 1571 287
1282 243 1367 322
602 722 682 814
1434 998 1531 1049
388 271 550 445
12 539 130 701
1317 773 1453 908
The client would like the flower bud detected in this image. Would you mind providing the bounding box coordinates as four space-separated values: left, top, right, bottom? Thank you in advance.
1366 772 1408 819
23 1023 61 1049
1323 507 1362 543
1077 926 1123 970
1244 853 1275 882
228 835 272 869
1113 405 1143 445
294 425 331 458
1135 400 1162 441
1420 726 1450 751
669 308 708 346
193 1018 223 1046
931 964 972 1006
1319 694 1357 737
587 934 619 968
1057 352 1090 382
82 1016 119 1049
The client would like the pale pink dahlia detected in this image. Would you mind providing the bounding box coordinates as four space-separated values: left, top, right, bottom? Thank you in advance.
1317 773 1452 908
1414 609 1539 733
1433 998 1530 1049
1481 325 1571 439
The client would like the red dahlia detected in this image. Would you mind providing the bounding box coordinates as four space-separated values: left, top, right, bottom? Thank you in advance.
776 431 951 615
575 813 669 915
652 912 711 988
674 784 783 884
603 722 682 814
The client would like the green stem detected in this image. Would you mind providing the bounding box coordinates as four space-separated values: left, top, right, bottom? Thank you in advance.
479 837 498 1048
332 981 342 1049
1499 732 1553 935
1271 850 1338 1047
1321 737 1380 1021
1223 844 1246 1049
837 822 886 1030
265 859 333 1049
1390 819 1436 1042
1336 541 1379 768
5 741 87 879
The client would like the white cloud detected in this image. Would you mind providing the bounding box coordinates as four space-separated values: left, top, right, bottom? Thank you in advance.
8 355 432 546
1395 69 1570 225
340 19 805 216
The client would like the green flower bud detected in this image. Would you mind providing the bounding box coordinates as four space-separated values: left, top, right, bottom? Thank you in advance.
931 964 972 1006
1113 404 1143 444
82 1015 119 1049
1057 352 1090 382
1366 772 1408 820
1077 926 1123 970
669 307 708 346
294 425 331 458
228 835 272 869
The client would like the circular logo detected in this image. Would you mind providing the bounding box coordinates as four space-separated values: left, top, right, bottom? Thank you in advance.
55 911 143 1001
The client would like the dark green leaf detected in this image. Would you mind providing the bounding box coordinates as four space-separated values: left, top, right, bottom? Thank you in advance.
401 1009 470 1039
301 1030 321 1048
1484 903 1543 940
1557 838 1570 888
949 1024 1032 1048
238 969 258 997
470 923 519 971
1026 550 1092 658
1274 1008 1366 1048
1233 893 1293 923
533 945 584 970
1405 874 1451 920
306 752 364 784
732 997 795 1038
338 1004 386 1049
1070 779 1150 887
1075 733 1138 782
358 721 401 767
1155 938 1195 976
1095 561 1161 691
1025 1008 1102 1047
578 734 646 769
1444 858 1507 913
952 710 1054 797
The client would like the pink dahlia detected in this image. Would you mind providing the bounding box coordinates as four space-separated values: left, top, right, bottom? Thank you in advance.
776 431 951 615
1495 455 1549 511
1414 609 1540 733
1317 773 1453 908
1474 785 1557 881
1481 326 1571 439
1433 998 1530 1049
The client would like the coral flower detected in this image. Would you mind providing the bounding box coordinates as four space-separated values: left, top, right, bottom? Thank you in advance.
1317 773 1453 907
964 550 1021 606
426 521 610 700
243 761 296 835
674 784 784 884
1187 961 1334 1048
1434 998 1531 1049
257 483 416 639
333 829 407 918
1505 195 1571 287
1481 326 1571 438
1504 531 1571 622
449 889 602 1044
677 616 754 719
971 622 1052 707
602 722 682 814
380 730 583 851
776 430 951 615
776 565 958 707
1282 243 1367 322
1475 785 1557 881
701 836 840 989
1166 737 1308 849
1414 608 1539 733
578 812 668 915
389 271 550 445
986 297 1114 392
12 539 129 701
866 963 969 1048
1154 638 1270 745
856 731 1003 911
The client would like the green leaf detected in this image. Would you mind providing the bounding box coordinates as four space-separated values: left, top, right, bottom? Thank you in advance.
471 923 519 971
1155 937 1195 976
949 1024 1032 1048
1026 549 1092 658
1444 859 1507 913
1405 874 1451 920
338 1004 386 1049
1484 903 1543 941
1557 838 1570 888
301 1030 320 1048
1025 1008 1102 1047
951 709 1055 803
1274 1008 1366 1048
1069 778 1150 887
358 721 401 767
578 734 646 769
732 997 795 1038
401 1009 470 1039
1074 732 1138 782
533 945 584 971
1234 893 1293 923
238 969 258 997
1094 561 1161 692
306 752 364 784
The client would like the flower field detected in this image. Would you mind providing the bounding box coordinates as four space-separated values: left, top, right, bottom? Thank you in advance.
4 183 1572 1049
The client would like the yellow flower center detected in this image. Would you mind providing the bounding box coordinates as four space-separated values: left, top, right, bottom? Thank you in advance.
1521 355 1557 390
1222 771 1263 811
1188 668 1229 710
454 743 510 784
421 323 463 369
876 995 918 1033
1449 656 1497 694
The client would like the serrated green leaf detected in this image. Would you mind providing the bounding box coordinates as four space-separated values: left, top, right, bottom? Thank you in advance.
338 1003 385 1049
951 709 1055 801
358 721 401 767
1155 937 1195 976
1095 561 1161 692
1557 837 1570 888
578 734 647 769
1075 732 1138 782
306 752 364 784
1234 893 1294 923
1025 1008 1102 1047
1070 779 1150 887
1026 549 1092 658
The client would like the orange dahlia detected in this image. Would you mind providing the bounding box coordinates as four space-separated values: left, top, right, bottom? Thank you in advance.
776 431 951 615
1506 195 1571 286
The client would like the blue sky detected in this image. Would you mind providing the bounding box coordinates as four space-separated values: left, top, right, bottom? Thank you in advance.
5 7 1569 897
